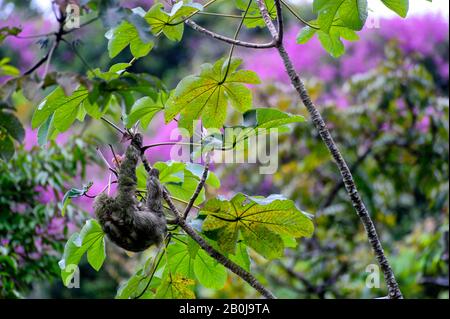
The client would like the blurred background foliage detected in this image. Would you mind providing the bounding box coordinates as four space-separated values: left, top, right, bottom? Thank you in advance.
0 0 448 298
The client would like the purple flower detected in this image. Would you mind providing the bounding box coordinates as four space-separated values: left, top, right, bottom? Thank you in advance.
14 245 25 256
35 185 56 204
47 217 66 239
0 238 10 246
24 126 70 151
28 252 42 260
10 203 27 214
34 237 43 253
417 116 431 133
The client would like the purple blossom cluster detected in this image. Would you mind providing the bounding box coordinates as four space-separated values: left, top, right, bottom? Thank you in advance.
244 14 448 132
245 14 449 95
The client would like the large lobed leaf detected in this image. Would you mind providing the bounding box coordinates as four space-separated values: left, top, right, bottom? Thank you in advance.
165 58 261 135
202 193 314 259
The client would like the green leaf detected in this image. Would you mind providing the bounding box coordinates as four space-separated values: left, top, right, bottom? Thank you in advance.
155 273 196 299
109 63 131 74
339 0 368 31
235 0 277 29
32 87 89 130
145 2 203 42
37 114 54 146
317 29 345 58
381 0 409 18
166 169 208 205
205 108 305 152
0 111 25 142
59 220 106 286
313 0 368 33
185 162 221 188
166 239 196 279
116 268 161 299
166 58 260 135
0 26 21 44
202 193 314 259
0 133 14 161
228 241 251 272
296 26 317 44
0 58 20 77
105 21 154 58
81 220 106 271
194 249 227 289
125 95 164 129
243 108 305 129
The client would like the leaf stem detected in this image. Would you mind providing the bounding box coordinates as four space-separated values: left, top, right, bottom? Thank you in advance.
279 0 318 29
220 0 252 83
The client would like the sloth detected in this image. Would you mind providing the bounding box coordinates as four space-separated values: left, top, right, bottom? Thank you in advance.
94 134 167 252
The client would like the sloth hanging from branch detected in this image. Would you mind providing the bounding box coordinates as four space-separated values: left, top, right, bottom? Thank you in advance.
94 133 167 252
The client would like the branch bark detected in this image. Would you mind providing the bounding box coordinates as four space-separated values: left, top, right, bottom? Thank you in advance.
255 0 403 299
183 152 211 219
185 19 277 49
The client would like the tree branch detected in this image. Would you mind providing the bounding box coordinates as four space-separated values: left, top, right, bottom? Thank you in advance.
185 19 277 49
183 152 211 219
256 0 403 299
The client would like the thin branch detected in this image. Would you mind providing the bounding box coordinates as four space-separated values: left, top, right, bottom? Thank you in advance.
101 116 126 135
220 0 252 83
196 11 259 19
279 0 318 29
171 0 274 48
256 0 403 299
185 20 276 49
183 152 211 219
255 0 282 45
166 0 218 26
134 234 172 299
61 38 95 74
141 141 202 152
14 32 56 39
62 16 99 35
22 13 98 76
